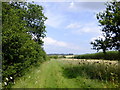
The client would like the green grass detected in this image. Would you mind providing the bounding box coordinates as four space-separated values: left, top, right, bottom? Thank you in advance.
12 59 119 88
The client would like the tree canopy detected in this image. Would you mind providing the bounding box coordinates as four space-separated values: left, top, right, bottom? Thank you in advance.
91 37 110 53
91 1 120 53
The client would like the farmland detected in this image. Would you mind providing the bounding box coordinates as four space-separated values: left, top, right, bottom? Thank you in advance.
12 58 119 88
2 1 120 89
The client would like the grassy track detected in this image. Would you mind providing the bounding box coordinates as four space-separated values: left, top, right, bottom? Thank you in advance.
12 59 118 88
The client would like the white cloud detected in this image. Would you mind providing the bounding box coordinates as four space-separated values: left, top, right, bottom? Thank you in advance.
43 37 67 47
44 7 65 28
90 35 105 42
30 0 114 2
66 23 82 29
76 26 100 33
67 2 106 13
69 2 75 8
43 37 95 54
43 37 82 52
66 22 101 34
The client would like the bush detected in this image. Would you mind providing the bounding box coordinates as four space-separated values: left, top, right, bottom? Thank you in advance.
48 55 59 59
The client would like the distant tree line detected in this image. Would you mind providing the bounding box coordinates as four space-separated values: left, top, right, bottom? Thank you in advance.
91 1 120 54
47 53 74 56
74 51 119 60
2 2 47 88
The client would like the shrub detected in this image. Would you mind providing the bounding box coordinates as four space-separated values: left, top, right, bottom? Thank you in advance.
48 55 59 59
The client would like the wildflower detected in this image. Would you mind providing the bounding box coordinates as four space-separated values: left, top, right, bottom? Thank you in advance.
28 76 31 78
13 81 15 84
6 78 9 81
37 70 41 73
4 82 7 86
35 81 38 84
110 72 114 75
10 77 13 79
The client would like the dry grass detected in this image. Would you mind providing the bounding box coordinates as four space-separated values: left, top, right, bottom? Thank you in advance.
59 58 118 65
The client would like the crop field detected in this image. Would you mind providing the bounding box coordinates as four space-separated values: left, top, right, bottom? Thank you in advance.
12 59 119 88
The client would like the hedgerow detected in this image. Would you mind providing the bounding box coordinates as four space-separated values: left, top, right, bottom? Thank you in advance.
2 2 47 88
74 51 120 60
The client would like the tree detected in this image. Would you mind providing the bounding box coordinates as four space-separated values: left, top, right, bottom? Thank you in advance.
96 1 120 52
2 2 47 88
91 37 110 54
9 2 47 45
24 2 47 44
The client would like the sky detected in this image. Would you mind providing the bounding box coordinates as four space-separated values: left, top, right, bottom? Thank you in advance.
35 1 107 54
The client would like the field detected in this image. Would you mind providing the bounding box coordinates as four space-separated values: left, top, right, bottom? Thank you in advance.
12 59 119 88
3 1 120 89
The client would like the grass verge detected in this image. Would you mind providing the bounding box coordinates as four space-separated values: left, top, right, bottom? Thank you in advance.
12 59 119 88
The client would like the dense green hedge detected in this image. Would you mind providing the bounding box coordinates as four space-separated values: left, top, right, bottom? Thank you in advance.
2 2 47 88
48 55 59 59
74 51 120 60
48 55 66 59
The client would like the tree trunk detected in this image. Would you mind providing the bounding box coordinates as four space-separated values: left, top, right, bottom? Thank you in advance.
103 49 107 60
118 50 120 61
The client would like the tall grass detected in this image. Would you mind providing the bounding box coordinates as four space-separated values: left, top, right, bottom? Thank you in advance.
12 60 119 88
62 60 119 88
74 51 120 60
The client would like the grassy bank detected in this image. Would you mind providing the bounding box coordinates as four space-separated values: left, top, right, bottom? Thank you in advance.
74 51 120 60
12 59 119 88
